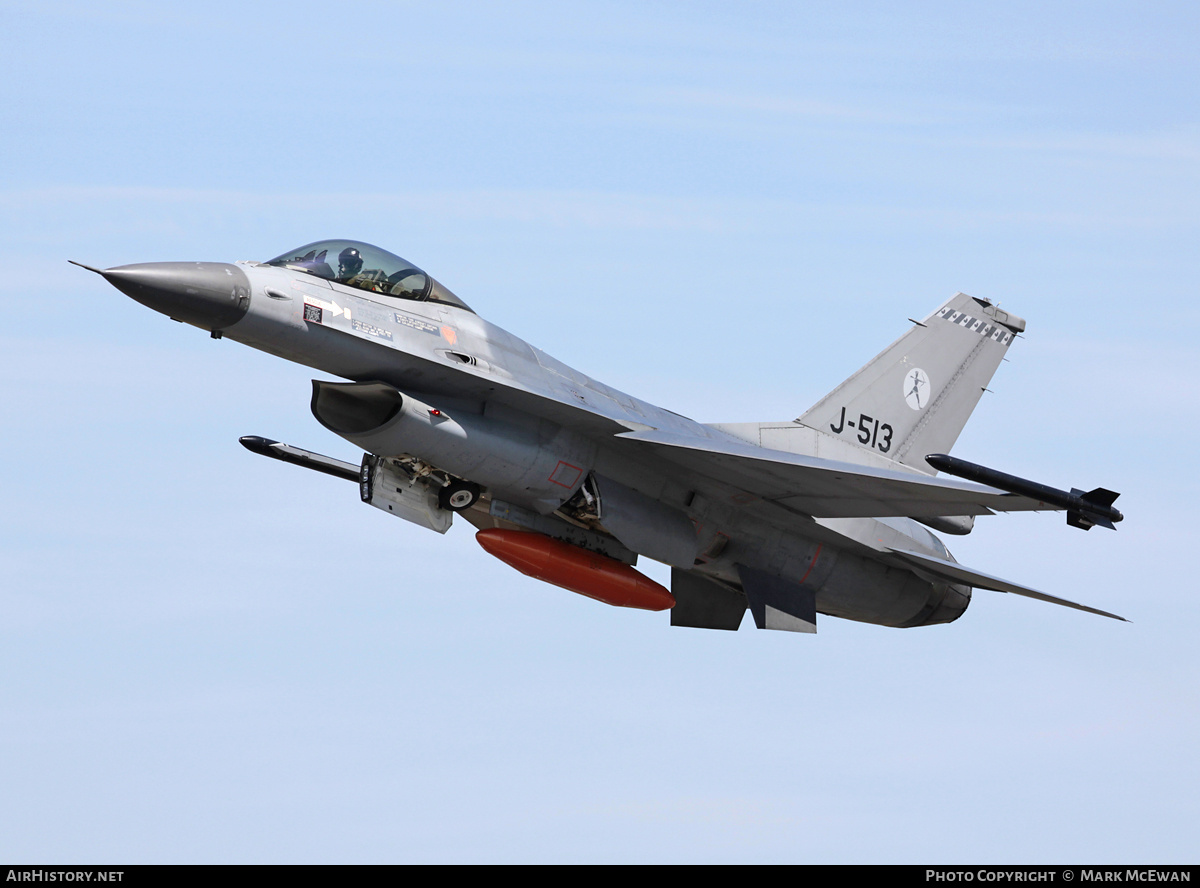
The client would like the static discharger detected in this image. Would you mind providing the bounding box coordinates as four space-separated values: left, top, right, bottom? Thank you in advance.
475 529 675 611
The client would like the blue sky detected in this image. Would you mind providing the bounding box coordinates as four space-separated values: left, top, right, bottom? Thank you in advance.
2 1 1197 863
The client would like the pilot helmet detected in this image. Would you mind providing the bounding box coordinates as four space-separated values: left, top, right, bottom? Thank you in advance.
338 247 363 279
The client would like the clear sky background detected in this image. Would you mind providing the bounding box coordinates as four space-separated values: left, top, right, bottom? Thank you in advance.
2 0 1197 864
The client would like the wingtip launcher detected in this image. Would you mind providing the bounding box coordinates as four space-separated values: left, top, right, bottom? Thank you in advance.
925 453 1123 531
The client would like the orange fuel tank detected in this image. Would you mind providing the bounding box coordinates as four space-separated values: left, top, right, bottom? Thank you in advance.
475 528 675 611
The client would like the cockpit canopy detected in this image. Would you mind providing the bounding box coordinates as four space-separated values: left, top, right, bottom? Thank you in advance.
266 239 472 312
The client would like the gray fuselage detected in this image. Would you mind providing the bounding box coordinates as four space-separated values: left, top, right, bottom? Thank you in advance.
213 259 968 628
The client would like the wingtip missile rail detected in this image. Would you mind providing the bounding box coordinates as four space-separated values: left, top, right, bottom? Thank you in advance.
924 453 1123 531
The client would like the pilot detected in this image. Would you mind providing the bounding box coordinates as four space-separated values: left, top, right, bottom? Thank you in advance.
337 246 387 292
337 247 364 282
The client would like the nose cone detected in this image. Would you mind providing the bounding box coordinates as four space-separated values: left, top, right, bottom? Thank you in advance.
102 261 251 331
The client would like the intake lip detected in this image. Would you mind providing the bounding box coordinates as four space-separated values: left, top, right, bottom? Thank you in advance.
310 380 406 435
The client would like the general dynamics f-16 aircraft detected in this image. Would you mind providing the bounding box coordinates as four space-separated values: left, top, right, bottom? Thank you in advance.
72 239 1126 632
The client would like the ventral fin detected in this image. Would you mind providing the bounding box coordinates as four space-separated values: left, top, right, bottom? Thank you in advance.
736 565 817 634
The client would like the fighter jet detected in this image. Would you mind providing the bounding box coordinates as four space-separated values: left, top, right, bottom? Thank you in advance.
72 239 1126 632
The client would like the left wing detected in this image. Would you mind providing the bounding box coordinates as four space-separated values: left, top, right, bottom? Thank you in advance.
615 429 1049 519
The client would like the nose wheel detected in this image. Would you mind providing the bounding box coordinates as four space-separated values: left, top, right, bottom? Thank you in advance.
439 480 481 512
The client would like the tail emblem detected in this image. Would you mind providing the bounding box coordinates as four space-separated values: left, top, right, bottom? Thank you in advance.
904 368 930 410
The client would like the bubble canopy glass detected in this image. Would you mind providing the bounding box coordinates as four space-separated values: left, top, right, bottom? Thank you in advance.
266 239 472 312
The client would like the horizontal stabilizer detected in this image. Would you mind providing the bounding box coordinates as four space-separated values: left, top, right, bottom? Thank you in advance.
886 548 1126 622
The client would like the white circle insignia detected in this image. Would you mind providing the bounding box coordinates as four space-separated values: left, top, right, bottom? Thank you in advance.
903 368 930 410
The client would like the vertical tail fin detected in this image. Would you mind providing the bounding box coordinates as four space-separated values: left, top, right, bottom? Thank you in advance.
797 293 1025 475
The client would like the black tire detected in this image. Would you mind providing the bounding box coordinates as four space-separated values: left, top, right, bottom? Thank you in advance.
438 480 481 512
